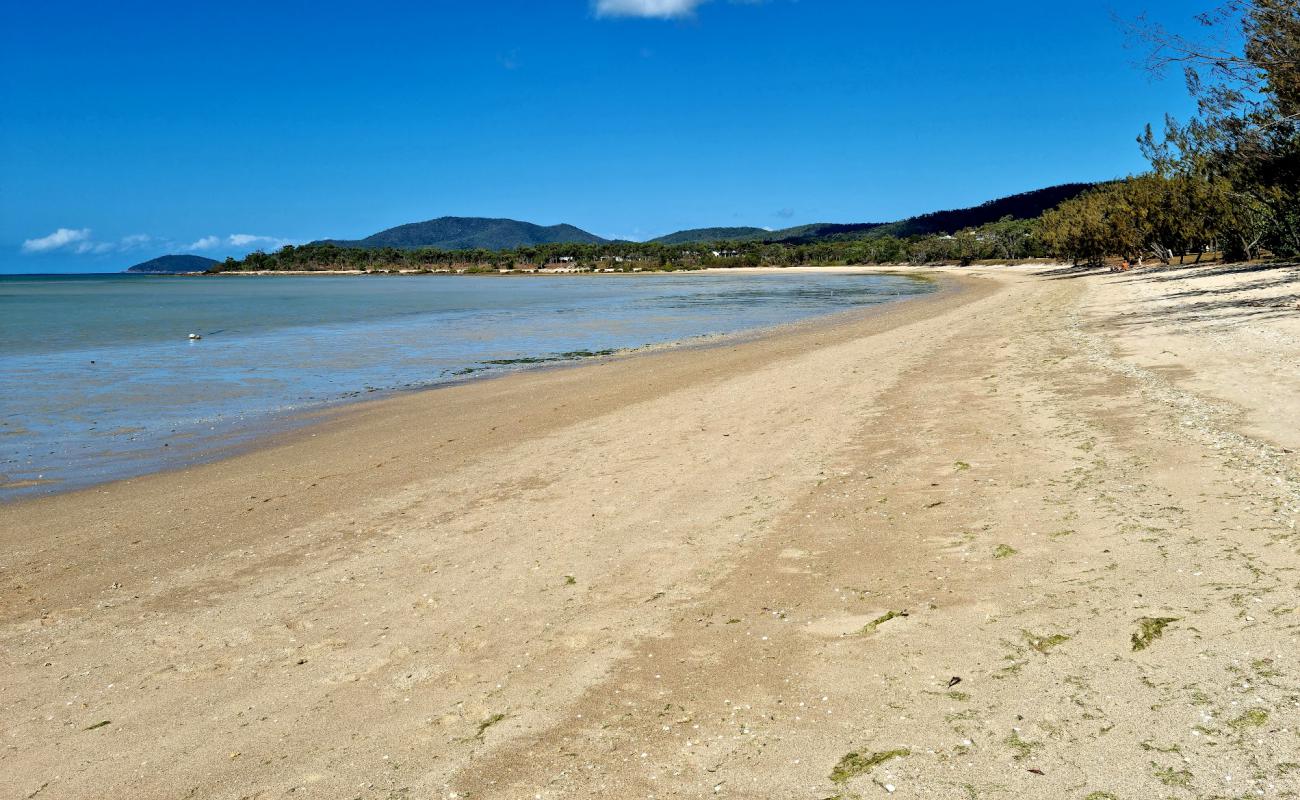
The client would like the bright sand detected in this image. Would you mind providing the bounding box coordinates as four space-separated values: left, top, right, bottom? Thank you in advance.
2 262 1297 799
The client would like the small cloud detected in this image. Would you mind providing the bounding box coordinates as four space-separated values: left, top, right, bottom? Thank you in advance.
498 49 520 70
595 0 709 19
227 233 294 249
22 227 92 253
22 229 166 256
186 235 222 251
775 208 795 219
187 233 296 252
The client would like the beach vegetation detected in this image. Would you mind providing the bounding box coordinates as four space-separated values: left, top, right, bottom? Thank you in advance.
1046 1 1299 265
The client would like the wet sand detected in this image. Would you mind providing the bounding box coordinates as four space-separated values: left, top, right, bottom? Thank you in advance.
2 262 1297 799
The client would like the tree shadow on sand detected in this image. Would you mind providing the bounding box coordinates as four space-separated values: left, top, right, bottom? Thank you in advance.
1097 261 1299 328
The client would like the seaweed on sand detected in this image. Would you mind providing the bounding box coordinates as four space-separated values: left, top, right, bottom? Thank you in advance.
859 610 908 634
1130 617 1179 651
829 749 910 783
475 713 506 740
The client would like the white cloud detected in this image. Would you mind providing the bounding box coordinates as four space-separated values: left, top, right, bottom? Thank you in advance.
595 0 709 18
21 229 164 255
186 233 296 253
186 235 222 251
22 227 92 253
227 233 288 248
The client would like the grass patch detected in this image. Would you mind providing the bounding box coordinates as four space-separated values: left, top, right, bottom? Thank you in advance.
859 610 907 634
829 749 910 783
1130 617 1179 651
954 461 971 471
563 575 576 586
993 544 1018 559
1084 793 1119 800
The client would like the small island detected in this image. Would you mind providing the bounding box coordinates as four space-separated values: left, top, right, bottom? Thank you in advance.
124 254 219 274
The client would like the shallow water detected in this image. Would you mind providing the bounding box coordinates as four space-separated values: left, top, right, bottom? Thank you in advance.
0 271 932 499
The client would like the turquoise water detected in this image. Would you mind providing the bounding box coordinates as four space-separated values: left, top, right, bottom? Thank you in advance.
0 271 931 499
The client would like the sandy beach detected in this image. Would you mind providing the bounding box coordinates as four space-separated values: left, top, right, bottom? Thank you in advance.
2 262 1298 799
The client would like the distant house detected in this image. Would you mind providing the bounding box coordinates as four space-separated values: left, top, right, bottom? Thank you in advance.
711 249 739 258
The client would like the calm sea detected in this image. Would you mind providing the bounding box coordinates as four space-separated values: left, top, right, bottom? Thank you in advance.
0 271 932 499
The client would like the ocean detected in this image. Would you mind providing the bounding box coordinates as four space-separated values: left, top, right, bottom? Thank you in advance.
0 271 932 500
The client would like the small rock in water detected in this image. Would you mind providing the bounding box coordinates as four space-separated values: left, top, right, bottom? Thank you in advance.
188 333 201 340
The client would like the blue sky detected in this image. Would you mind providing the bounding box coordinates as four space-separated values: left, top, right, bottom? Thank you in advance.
2 0 1205 272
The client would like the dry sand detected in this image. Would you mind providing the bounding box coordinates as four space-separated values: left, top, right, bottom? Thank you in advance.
2 262 1298 799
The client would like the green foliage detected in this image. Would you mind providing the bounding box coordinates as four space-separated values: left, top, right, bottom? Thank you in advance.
1037 2 1299 265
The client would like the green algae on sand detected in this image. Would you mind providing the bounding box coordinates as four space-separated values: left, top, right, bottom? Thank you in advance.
1130 617 1179 651
829 748 910 783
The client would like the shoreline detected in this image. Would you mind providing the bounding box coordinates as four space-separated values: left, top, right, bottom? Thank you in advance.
205 264 944 276
4 263 1297 798
0 268 939 503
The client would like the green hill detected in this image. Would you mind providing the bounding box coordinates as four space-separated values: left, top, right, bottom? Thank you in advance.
124 254 219 274
317 216 607 251
650 183 1097 246
649 227 772 244
865 182 1099 240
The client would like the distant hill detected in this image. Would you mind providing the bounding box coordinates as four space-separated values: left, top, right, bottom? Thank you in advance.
766 222 890 242
867 182 1099 240
124 254 219 274
649 183 1098 246
649 227 771 245
316 216 607 251
303 183 1100 255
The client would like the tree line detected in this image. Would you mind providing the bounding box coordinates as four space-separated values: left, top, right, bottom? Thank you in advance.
213 216 1047 274
1043 0 1298 265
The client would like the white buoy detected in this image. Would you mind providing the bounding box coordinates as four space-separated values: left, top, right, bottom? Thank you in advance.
188 333 202 340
